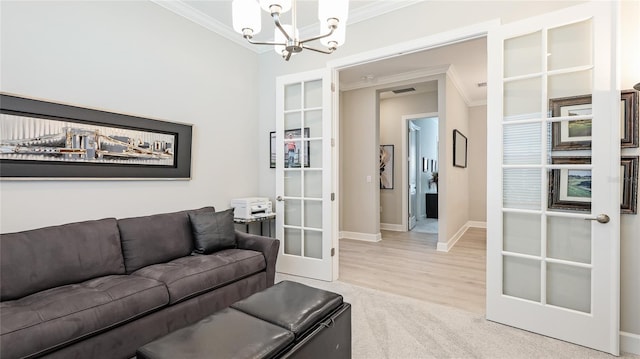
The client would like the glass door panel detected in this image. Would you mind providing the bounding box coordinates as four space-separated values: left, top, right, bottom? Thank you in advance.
504 77 542 120
503 256 541 302
503 212 541 256
547 21 592 71
504 31 542 77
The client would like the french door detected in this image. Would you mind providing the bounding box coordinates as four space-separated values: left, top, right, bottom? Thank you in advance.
274 69 335 281
486 1 620 355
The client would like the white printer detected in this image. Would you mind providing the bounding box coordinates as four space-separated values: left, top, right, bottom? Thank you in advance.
230 197 273 219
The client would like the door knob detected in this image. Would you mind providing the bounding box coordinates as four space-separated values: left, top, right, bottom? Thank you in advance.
584 214 610 224
276 196 284 202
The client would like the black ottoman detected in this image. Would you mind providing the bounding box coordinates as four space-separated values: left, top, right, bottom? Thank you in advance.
136 281 351 359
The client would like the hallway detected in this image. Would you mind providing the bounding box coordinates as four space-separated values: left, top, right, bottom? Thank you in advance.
339 228 486 314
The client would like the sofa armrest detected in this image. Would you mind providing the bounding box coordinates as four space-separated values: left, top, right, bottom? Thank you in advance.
235 231 279 287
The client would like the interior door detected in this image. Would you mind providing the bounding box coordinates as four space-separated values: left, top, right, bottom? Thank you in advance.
408 122 418 230
275 68 334 281
486 1 620 354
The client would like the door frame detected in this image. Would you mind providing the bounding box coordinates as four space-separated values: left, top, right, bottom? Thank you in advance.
402 113 438 232
328 20 497 248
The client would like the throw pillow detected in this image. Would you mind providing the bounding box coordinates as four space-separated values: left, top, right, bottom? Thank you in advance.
189 208 237 254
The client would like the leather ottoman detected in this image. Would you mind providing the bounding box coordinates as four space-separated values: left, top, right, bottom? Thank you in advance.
136 281 351 359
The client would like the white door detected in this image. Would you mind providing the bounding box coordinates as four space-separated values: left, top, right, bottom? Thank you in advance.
275 68 335 281
408 122 419 230
487 1 620 354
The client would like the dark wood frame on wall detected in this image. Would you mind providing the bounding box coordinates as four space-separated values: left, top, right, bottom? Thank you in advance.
550 90 639 150
0 93 192 179
453 129 467 168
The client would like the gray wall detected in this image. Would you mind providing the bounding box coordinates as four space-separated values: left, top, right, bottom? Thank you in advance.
0 1 259 232
468 105 488 222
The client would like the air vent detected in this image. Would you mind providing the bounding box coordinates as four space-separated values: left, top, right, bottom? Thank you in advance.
477 82 487 88
392 87 416 94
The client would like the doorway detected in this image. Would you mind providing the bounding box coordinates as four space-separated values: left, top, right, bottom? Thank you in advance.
408 116 439 235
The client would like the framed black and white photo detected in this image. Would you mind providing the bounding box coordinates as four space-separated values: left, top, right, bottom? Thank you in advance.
380 144 394 189
0 93 192 179
269 128 310 168
453 129 467 168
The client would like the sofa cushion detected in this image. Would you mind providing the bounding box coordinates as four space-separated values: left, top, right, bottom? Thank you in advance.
0 275 169 359
118 207 215 274
132 249 266 304
0 218 125 301
189 208 237 254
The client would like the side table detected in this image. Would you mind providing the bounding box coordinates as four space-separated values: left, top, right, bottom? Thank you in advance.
233 213 276 237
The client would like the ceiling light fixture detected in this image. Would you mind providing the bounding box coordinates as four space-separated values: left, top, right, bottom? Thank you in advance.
232 0 349 61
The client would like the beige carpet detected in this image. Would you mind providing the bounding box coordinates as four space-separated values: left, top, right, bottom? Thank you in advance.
276 274 638 359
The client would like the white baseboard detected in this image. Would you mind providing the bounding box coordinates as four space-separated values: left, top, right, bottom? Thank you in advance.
437 224 466 252
436 220 485 252
339 231 382 242
467 221 487 229
621 331 640 355
380 223 405 231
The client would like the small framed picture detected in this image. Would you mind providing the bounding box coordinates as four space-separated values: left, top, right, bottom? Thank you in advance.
549 95 592 151
380 145 394 189
453 129 467 168
548 156 591 212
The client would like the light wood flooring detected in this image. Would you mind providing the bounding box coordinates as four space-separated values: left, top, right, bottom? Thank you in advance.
338 227 486 314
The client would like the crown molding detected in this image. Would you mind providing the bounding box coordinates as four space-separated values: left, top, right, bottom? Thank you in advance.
340 65 450 92
150 0 261 53
150 0 424 55
445 65 472 106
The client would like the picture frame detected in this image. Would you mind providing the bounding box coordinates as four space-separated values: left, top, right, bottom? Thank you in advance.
549 95 592 151
269 128 310 168
453 129 467 168
548 156 638 214
548 157 591 212
550 90 639 150
621 156 638 214
380 144 394 189
621 90 639 148
0 93 192 180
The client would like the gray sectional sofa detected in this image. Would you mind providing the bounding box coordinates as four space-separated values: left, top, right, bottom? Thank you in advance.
0 207 279 359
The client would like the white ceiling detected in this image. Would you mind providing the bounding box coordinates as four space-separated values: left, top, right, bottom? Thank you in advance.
150 0 487 104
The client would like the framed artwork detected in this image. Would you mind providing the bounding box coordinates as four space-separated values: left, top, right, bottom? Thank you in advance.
0 93 192 179
550 90 639 150
621 90 638 148
269 128 310 168
380 144 394 189
621 156 638 214
548 157 592 212
453 129 467 168
549 95 592 151
548 156 638 214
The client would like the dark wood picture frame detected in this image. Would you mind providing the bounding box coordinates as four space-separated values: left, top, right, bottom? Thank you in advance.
548 156 591 212
549 95 592 151
550 90 639 150
621 156 638 214
548 156 638 214
453 129 467 168
621 90 639 148
269 128 310 168
0 93 192 179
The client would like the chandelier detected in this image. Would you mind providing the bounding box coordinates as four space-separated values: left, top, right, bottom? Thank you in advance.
232 0 349 61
